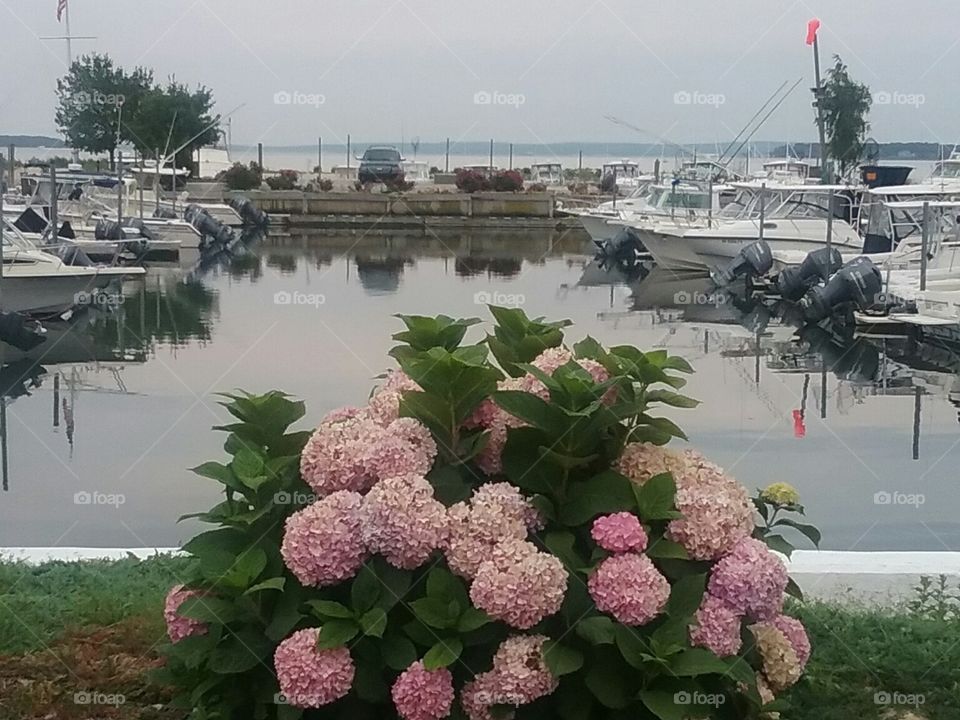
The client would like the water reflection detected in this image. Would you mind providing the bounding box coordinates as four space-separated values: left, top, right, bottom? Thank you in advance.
0 230 959 550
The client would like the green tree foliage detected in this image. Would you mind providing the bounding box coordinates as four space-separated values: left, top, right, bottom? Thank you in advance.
55 53 153 167
125 80 220 168
818 56 872 180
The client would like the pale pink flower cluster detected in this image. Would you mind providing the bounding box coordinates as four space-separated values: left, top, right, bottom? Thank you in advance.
750 622 803 692
281 491 368 587
300 408 436 496
391 661 454 720
445 482 540 579
274 628 355 708
591 512 648 553
588 553 670 626
368 370 421 425
531 347 609 386
616 443 753 560
163 584 207 643
461 635 557 720
770 613 811 667
708 538 788 621
688 593 742 657
470 539 568 629
362 474 449 569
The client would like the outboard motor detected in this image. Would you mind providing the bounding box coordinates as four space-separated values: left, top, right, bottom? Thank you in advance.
228 196 269 227
776 246 844 300
56 245 95 267
94 219 128 240
121 218 156 241
153 207 178 220
185 204 236 249
799 256 883 322
711 240 773 287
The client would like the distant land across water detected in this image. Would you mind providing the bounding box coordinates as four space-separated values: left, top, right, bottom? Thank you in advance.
2 136 955 161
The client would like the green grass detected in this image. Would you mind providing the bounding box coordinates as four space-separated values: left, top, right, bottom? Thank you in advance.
1 557 959 718
0 554 190 654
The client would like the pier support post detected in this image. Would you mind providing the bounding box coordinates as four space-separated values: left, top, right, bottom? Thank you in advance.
920 201 930 291
6 144 13 190
257 143 264 170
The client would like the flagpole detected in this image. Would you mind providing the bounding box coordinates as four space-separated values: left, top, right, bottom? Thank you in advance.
65 0 72 65
809 21 829 184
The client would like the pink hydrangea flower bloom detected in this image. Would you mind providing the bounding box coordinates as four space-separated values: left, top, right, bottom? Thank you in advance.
391 660 454 720
588 553 670 626
470 539 567 629
689 593 743 657
770 614 811 667
461 675 507 720
300 409 437 496
591 512 648 553
281 491 368 587
750 622 803 692
274 628 355 708
488 635 558 704
362 474 449 569
445 483 539 579
708 538 788 621
368 370 421 426
163 584 207 643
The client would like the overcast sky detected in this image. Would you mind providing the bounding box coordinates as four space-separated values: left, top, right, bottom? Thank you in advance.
1 0 957 148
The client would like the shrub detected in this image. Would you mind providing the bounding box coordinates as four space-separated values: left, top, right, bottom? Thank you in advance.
309 178 334 192
488 170 524 192
157 309 819 720
265 169 301 191
454 169 489 193
526 182 547 193
219 162 263 191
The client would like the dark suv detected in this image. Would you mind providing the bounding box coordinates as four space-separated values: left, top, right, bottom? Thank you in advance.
358 146 404 184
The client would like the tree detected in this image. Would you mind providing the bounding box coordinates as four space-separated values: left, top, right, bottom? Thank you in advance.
55 53 153 168
819 56 872 180
125 80 221 170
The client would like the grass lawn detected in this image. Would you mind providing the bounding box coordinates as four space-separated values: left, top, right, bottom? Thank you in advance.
0 556 958 719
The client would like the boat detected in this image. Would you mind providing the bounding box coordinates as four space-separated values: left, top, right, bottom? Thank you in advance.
401 161 431 184
638 184 862 271
600 160 648 191
529 163 564 186
0 219 145 314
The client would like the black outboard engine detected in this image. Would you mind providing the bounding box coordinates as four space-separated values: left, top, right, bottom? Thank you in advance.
153 207 178 220
56 245 95 267
711 240 773 287
185 204 236 249
122 218 156 241
776 247 844 300
228 196 269 227
799 256 883 322
94 219 128 240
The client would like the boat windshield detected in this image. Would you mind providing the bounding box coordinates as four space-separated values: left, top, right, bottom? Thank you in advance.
933 162 960 179
767 190 851 220
647 185 711 210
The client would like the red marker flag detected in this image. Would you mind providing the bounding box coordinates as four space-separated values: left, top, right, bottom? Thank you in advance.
805 18 821 46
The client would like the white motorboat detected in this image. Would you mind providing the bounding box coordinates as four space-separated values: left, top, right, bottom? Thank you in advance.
529 163 564 186
401 161 431 185
638 185 862 271
0 219 145 314
600 160 650 192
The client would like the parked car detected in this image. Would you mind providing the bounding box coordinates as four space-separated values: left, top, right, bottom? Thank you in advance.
358 146 404 184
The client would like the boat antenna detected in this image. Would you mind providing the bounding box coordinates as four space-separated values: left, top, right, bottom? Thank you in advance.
601 115 698 159
716 80 789 165
724 78 804 167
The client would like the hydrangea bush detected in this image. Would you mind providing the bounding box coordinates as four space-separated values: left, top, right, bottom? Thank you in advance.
155 308 820 719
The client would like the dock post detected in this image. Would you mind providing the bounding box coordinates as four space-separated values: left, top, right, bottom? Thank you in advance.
117 151 124 226
317 136 322 173
445 138 450 173
6 144 13 190
920 201 930 291
257 143 264 170
912 387 921 460
757 183 766 242
347 135 351 168
824 190 834 283
489 139 494 171
578 149 583 171
50 165 59 237
509 143 513 170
